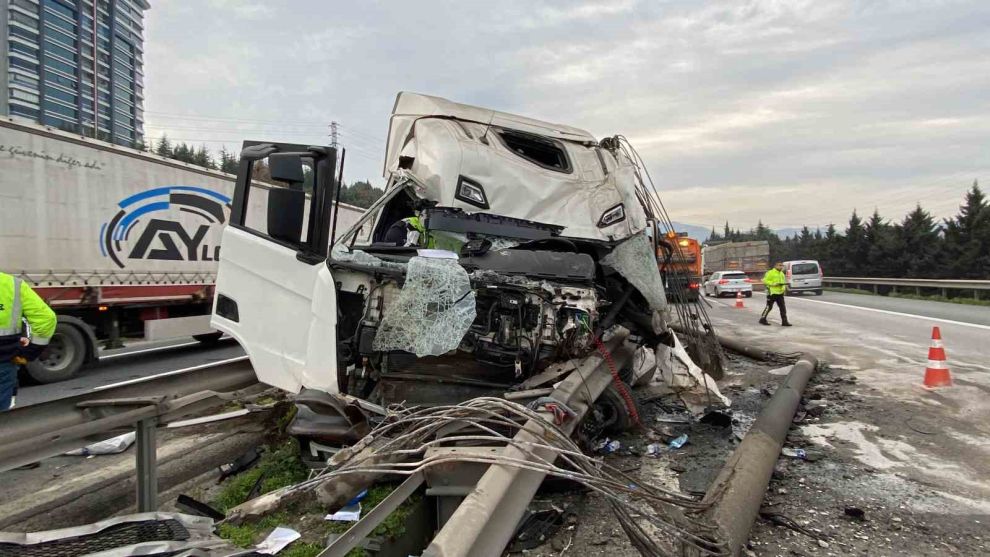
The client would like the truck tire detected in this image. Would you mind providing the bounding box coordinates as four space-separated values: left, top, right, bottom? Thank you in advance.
193 331 224 345
26 323 87 384
594 382 640 435
815 289 823 296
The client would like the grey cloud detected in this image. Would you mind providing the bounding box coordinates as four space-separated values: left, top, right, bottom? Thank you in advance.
144 0 989 227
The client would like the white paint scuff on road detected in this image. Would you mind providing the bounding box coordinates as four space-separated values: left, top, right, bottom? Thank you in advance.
93 355 250 391
787 297 990 331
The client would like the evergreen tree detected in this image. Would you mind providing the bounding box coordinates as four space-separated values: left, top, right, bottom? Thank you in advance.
894 204 941 278
193 145 214 169
844 210 868 275
943 181 989 278
218 147 239 174
155 134 172 158
338 180 384 208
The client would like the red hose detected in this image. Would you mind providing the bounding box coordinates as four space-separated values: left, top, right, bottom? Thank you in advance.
594 336 641 427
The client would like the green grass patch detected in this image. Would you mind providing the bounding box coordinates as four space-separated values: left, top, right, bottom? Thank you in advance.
889 292 990 307
217 511 293 548
213 440 420 557
213 440 309 513
279 542 325 557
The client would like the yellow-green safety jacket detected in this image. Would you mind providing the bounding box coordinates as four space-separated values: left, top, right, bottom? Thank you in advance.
0 273 57 363
762 268 788 296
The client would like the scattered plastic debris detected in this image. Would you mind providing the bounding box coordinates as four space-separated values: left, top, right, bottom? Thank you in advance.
326 503 362 522
646 443 663 457
255 526 301 555
65 432 136 456
781 447 807 459
596 438 621 454
668 434 689 449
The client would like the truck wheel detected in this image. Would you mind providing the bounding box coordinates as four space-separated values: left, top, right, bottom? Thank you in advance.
594 382 640 435
193 331 224 345
815 289 823 296
26 324 87 384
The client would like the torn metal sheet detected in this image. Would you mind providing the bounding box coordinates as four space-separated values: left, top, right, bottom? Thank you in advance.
601 231 667 311
630 344 657 387
654 331 730 414
372 256 477 356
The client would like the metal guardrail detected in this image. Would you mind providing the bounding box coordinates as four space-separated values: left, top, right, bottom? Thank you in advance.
823 276 990 297
0 357 260 510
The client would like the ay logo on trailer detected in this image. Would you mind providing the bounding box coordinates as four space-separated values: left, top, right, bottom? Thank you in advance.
100 186 232 268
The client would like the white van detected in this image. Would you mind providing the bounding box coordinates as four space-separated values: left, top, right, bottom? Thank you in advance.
782 260 823 295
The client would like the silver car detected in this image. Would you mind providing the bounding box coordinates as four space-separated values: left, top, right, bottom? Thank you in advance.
704 271 753 298
783 260 823 295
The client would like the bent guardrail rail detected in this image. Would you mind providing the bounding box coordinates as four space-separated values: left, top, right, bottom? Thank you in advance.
0 357 260 510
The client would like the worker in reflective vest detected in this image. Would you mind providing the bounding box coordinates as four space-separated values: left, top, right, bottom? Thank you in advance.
384 216 436 248
0 272 57 410
759 263 792 327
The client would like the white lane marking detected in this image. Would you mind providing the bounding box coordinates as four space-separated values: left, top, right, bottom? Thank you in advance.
99 340 201 360
787 297 990 331
93 355 250 391
99 336 232 360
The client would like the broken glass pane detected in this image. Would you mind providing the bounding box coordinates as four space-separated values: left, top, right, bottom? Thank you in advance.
601 231 667 310
372 256 477 356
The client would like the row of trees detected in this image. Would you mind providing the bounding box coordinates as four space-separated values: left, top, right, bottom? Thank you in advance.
707 182 989 279
151 134 385 208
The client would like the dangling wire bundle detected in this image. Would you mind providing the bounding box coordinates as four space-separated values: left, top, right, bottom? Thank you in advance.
297 397 729 556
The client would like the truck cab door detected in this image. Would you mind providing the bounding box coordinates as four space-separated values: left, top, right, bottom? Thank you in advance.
212 143 341 393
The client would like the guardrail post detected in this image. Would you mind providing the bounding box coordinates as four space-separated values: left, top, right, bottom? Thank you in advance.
136 417 159 512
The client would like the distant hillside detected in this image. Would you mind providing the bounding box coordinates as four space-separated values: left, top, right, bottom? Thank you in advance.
669 222 713 242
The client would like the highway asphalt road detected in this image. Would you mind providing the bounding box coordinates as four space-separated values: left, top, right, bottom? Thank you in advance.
698 289 990 521
17 337 246 407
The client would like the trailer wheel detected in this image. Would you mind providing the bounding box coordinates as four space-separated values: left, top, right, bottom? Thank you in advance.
26 324 87 384
193 331 224 345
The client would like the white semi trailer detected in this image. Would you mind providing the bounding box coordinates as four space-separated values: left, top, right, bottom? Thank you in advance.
0 117 363 383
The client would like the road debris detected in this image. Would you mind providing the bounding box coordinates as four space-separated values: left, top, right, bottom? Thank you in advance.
255 526 301 554
64 431 136 456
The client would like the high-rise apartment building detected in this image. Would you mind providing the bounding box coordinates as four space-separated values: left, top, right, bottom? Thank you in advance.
1 0 149 147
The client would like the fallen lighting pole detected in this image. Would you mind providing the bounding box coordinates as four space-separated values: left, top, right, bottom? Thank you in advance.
684 353 819 556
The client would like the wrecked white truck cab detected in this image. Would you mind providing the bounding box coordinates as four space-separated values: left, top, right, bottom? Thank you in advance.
211 92 720 426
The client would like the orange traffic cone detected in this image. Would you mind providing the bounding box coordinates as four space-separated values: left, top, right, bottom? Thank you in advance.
923 326 952 388
734 292 745 309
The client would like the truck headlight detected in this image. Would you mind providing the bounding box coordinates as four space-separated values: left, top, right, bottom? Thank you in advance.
455 176 489 209
598 203 625 228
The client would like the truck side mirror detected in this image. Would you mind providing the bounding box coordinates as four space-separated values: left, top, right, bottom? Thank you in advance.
267 188 306 244
269 153 305 184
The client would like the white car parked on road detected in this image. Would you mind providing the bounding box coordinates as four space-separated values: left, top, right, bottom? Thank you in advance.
704 271 754 298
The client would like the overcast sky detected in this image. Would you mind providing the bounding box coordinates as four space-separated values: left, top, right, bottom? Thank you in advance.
144 0 989 230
